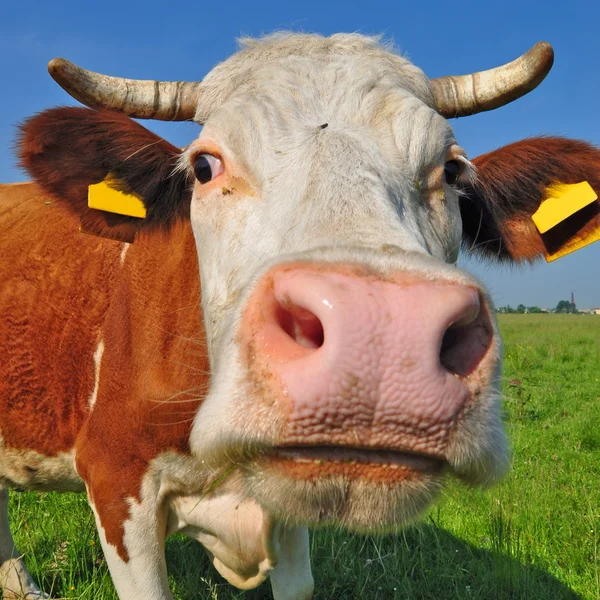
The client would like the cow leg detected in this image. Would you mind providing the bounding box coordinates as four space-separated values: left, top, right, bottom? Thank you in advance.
269 526 314 600
0 488 49 600
86 478 173 600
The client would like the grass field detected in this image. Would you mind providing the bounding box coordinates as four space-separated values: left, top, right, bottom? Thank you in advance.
7 314 600 599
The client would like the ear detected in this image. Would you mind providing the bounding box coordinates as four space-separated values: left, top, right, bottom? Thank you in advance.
18 107 192 242
460 137 600 262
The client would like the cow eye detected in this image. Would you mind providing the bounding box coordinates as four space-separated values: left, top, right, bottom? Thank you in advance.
193 154 223 184
443 160 462 185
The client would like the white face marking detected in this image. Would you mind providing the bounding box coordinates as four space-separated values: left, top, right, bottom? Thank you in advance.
181 33 505 531
186 38 473 411
185 42 470 353
88 339 105 410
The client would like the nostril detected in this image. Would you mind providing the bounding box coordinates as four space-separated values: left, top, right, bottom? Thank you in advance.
440 297 493 377
276 296 324 350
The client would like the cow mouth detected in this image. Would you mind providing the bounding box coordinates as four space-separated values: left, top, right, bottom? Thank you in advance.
270 446 445 472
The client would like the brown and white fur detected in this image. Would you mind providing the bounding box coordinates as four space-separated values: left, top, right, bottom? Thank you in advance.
2 33 600 599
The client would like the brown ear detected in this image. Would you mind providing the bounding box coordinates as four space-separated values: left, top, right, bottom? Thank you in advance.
17 107 192 242
460 137 600 262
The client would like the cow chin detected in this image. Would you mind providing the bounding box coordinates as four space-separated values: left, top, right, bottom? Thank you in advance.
238 456 445 531
190 375 507 533
190 338 507 532
235 408 507 531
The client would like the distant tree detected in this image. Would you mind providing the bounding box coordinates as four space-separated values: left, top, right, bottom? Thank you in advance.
555 299 577 314
498 304 545 314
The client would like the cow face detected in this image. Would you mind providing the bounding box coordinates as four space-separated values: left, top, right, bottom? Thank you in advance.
181 36 504 529
19 33 600 533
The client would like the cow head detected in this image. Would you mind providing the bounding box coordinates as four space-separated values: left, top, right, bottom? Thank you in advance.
18 34 600 531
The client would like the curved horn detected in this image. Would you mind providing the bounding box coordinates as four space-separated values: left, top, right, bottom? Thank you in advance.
431 42 554 118
48 58 202 121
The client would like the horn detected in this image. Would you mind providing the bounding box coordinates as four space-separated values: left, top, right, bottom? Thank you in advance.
48 58 202 121
431 42 554 118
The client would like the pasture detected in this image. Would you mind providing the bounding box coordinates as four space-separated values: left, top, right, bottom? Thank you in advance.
8 314 599 599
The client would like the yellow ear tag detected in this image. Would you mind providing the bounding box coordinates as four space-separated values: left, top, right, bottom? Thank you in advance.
532 181 600 262
532 182 597 233
88 179 147 218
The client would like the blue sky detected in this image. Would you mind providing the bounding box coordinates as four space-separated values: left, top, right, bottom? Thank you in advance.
2 0 599 309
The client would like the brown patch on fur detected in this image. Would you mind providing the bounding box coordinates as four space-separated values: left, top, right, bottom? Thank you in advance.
226 175 257 199
461 136 600 261
6 110 211 559
75 222 207 561
79 212 139 244
0 184 208 561
0 183 119 453
502 218 546 260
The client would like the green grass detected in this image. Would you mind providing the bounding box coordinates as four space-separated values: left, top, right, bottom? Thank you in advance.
7 315 600 599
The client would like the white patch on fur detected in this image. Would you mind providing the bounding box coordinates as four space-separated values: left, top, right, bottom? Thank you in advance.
88 339 105 410
89 460 225 600
106 453 310 597
0 442 82 493
167 493 277 590
119 243 130 265
160 457 313 596
88 500 154 600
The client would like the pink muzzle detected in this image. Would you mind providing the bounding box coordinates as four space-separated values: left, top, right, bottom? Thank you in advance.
241 264 494 456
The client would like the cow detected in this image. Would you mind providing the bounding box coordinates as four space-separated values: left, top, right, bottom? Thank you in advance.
1 33 599 600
